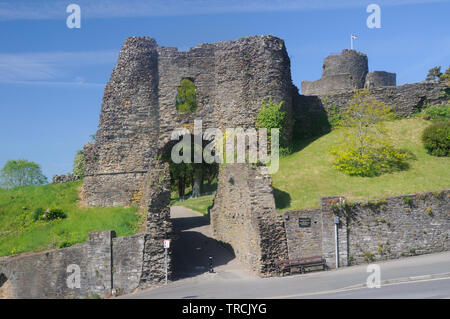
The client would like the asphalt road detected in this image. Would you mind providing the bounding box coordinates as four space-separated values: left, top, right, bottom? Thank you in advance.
294 277 450 298
121 206 450 299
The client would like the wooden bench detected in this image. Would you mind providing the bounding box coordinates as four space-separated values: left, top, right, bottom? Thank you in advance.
274 255 327 275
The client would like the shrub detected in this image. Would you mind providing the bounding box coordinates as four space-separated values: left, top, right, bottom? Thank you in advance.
73 149 84 177
32 207 45 221
327 104 344 128
256 97 288 152
421 121 449 156
42 208 67 221
363 251 375 263
331 137 409 177
256 98 287 139
423 104 450 121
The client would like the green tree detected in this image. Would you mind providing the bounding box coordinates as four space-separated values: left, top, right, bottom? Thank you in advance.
73 150 84 177
0 159 47 188
439 66 450 85
426 66 442 82
176 78 197 113
330 90 409 176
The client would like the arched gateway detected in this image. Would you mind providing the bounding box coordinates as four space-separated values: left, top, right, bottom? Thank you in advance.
81 35 295 276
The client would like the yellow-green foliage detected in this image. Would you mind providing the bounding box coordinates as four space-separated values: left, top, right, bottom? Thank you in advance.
271 118 450 210
330 90 409 176
73 149 84 177
176 78 197 113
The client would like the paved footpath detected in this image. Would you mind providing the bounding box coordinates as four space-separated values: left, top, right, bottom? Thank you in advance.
122 206 450 299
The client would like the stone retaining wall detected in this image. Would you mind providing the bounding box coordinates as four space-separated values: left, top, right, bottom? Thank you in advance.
283 190 450 268
0 229 170 299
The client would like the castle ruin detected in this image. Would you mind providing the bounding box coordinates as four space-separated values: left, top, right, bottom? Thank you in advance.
301 49 396 95
1 35 449 298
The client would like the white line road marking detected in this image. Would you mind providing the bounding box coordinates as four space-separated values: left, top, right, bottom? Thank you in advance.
267 276 450 299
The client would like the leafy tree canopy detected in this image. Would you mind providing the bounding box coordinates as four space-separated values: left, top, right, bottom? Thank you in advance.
0 159 47 188
330 90 409 176
426 66 443 82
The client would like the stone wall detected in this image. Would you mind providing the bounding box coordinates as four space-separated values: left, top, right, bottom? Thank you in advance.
365 71 396 88
301 74 354 96
283 209 322 260
283 190 450 269
210 164 289 276
296 81 448 119
82 35 295 207
0 228 170 299
52 174 81 184
345 190 450 264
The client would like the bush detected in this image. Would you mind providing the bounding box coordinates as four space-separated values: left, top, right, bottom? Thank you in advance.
423 104 450 121
73 150 84 177
256 98 287 137
32 207 44 221
422 121 450 156
327 104 344 128
42 208 67 221
256 98 289 154
331 139 409 177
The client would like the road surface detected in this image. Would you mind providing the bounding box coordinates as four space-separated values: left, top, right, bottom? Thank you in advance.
122 206 450 299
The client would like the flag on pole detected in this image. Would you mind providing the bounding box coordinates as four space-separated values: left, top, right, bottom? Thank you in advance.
350 34 357 50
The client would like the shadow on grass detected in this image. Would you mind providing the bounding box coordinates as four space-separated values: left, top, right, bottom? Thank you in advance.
273 187 291 210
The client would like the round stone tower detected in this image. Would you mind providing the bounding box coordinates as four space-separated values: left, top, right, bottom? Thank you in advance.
322 49 369 89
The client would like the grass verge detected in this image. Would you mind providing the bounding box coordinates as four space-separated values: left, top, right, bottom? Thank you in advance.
271 118 450 210
0 180 142 257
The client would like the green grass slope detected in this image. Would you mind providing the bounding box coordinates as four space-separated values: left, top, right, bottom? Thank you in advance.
170 195 214 215
272 118 450 210
0 180 141 257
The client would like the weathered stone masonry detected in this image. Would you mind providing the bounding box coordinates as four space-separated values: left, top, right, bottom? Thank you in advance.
82 35 295 208
210 164 289 276
0 229 171 299
283 190 450 268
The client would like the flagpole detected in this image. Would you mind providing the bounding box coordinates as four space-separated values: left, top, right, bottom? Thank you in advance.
351 34 353 50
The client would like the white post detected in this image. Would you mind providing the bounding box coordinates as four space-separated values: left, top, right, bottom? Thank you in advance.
350 34 353 50
334 217 339 269
165 247 168 284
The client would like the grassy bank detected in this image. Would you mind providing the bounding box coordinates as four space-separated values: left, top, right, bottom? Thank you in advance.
170 195 214 215
0 180 142 257
272 118 450 210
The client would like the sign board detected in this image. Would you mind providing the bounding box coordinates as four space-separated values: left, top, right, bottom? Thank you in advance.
334 216 340 225
164 239 170 249
298 218 311 228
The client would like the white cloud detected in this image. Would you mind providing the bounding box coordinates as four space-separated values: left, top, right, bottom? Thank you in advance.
0 0 447 21
0 50 117 86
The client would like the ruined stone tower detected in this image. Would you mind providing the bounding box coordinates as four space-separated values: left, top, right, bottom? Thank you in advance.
82 35 295 207
301 49 397 95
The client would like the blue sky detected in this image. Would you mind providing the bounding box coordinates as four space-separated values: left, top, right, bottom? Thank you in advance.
0 0 449 180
